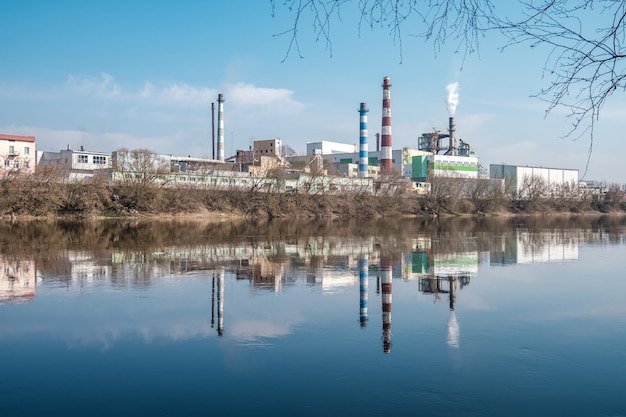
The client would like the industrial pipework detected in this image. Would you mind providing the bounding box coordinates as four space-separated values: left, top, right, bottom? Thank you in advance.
359 102 369 178
381 254 393 353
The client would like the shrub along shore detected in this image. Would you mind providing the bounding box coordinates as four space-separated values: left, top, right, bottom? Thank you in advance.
1 171 624 219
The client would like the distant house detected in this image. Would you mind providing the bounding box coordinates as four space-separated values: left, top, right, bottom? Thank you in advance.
37 147 112 180
0 133 36 174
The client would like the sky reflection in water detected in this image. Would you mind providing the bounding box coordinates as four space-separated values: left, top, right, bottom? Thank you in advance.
1 218 625 417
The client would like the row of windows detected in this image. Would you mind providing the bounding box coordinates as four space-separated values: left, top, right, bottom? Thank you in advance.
3 160 30 168
7 146 29 155
77 154 107 164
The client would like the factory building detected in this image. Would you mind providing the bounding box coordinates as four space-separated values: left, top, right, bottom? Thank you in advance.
0 133 36 174
307 141 357 156
490 164 579 198
37 147 111 180
428 154 479 180
321 148 431 180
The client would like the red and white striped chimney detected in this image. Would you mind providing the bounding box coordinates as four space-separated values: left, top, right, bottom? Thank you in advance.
380 254 392 353
380 77 393 173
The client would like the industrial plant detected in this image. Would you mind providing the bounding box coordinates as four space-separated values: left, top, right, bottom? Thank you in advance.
2 76 590 200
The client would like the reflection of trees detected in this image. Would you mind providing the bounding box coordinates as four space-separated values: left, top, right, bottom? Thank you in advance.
1 216 624 281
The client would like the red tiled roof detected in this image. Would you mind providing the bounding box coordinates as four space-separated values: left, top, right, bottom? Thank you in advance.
0 133 36 142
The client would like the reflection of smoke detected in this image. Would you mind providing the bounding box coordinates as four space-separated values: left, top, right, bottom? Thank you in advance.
446 82 459 116
446 311 459 348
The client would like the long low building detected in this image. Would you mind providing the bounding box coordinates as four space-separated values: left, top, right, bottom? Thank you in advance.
490 164 579 197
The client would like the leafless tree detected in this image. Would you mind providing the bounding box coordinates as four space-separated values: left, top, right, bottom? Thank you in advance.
110 148 172 212
271 1 626 172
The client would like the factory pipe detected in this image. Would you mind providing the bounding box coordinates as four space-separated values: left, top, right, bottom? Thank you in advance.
211 102 215 160
359 103 369 178
217 94 225 162
217 268 224 336
380 77 393 173
448 117 456 157
359 254 369 327
381 254 392 353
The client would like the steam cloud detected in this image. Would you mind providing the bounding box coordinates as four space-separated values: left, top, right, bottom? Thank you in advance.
446 82 459 116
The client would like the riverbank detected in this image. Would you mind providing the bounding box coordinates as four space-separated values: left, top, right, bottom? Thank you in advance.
1 173 624 220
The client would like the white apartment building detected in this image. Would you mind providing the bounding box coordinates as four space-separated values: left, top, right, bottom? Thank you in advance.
37 147 112 180
0 133 36 174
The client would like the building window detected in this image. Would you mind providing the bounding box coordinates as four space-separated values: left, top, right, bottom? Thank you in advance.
24 146 30 155
4 160 9 168
24 161 29 168
78 154 88 164
9 145 15 154
14 161 19 168
92 156 106 164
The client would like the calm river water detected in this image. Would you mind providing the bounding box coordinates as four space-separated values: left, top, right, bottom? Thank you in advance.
1 216 625 417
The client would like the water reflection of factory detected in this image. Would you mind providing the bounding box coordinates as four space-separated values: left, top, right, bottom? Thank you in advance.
0 257 36 305
4 229 585 308
490 230 579 265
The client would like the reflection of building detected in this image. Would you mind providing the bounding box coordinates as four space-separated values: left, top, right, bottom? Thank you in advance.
490 230 579 265
0 258 36 305
419 275 471 311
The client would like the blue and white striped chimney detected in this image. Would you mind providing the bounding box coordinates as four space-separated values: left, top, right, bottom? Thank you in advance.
359 102 369 178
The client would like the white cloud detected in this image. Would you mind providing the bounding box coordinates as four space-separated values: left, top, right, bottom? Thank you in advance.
229 319 294 342
226 82 303 110
65 72 122 99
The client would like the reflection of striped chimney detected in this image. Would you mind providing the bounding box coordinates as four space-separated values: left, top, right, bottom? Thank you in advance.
359 255 369 327
211 273 215 328
359 103 369 178
381 254 392 353
217 268 224 336
217 94 225 162
380 77 393 173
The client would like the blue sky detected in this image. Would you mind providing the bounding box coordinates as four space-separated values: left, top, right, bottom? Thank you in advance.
1 0 624 182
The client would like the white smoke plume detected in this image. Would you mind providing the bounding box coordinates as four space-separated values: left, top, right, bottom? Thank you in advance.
446 82 459 116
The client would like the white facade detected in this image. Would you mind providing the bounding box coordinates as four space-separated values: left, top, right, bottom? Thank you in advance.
37 148 112 180
490 164 579 197
0 134 36 174
430 154 479 179
321 148 431 179
307 141 357 155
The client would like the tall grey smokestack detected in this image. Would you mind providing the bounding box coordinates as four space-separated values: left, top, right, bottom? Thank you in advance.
217 94 225 162
211 102 215 160
449 117 456 156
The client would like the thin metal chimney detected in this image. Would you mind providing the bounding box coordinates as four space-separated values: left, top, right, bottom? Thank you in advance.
217 94 225 162
359 102 369 178
380 77 393 173
449 117 456 156
211 102 215 160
